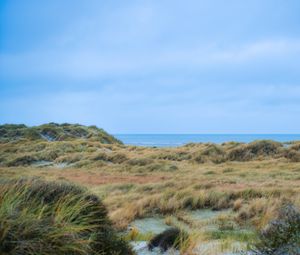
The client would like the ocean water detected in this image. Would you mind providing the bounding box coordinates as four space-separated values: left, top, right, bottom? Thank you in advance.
114 134 300 147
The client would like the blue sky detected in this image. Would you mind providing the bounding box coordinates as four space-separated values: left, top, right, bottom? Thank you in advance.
1 0 300 133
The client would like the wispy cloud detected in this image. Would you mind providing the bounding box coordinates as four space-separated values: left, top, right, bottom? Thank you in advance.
1 0 300 132
212 39 300 62
2 38 300 79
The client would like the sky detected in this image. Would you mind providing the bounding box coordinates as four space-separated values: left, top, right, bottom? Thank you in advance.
1 0 300 133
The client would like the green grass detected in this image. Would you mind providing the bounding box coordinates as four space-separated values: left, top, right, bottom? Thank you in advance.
0 123 122 144
0 178 133 255
206 229 257 242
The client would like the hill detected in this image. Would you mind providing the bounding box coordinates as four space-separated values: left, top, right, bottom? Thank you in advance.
0 123 122 144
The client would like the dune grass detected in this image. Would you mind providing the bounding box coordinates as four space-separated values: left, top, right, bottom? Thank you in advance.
1 124 300 253
0 123 122 144
0 178 132 255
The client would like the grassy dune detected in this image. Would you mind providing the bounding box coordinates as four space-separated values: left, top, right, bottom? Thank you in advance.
0 123 122 144
0 124 300 254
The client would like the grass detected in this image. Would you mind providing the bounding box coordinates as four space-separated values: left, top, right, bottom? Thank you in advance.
206 229 256 242
0 178 132 255
1 123 300 254
125 228 154 242
0 123 122 144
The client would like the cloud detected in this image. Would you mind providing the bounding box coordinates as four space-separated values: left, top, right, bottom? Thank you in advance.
1 37 300 80
1 0 300 80
1 0 300 132
212 39 300 62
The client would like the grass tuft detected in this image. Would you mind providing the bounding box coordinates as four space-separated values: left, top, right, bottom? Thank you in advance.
0 178 133 255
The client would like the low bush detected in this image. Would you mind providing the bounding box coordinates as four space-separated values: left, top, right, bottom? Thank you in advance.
251 204 300 255
201 144 225 157
284 149 300 162
148 227 188 252
227 140 282 161
192 144 226 163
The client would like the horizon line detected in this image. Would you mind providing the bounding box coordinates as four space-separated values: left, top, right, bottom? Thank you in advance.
113 133 300 135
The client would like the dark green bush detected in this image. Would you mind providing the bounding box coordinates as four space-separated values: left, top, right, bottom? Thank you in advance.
148 227 188 252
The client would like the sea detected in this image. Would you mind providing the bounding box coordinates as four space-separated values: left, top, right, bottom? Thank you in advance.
114 134 300 147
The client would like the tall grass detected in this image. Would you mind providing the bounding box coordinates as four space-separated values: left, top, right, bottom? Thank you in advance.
0 178 132 255
1 125 300 254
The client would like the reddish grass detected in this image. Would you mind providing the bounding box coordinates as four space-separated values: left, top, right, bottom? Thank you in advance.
56 170 167 186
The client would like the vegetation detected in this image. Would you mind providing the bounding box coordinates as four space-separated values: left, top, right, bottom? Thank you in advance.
0 178 132 255
0 123 122 144
1 123 300 254
252 204 300 255
148 228 189 251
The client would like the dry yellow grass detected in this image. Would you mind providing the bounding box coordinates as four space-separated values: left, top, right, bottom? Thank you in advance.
1 137 300 253
1 148 299 230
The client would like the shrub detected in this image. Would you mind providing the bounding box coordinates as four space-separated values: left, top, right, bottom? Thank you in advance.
192 144 226 163
227 140 282 161
251 204 300 255
0 178 133 255
284 149 300 162
148 227 188 252
201 144 224 157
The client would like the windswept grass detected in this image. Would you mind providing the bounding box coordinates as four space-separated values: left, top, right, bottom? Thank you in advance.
1 124 300 254
0 178 132 255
